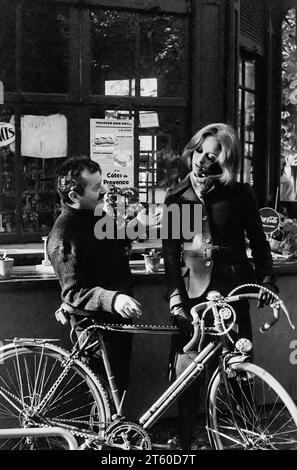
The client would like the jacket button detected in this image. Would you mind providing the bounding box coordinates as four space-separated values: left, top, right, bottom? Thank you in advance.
205 238 211 243
205 261 213 267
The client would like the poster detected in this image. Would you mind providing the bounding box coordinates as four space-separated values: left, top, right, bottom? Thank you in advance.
90 118 134 188
21 114 67 159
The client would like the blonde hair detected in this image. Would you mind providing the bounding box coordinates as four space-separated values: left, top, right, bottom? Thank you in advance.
182 123 241 185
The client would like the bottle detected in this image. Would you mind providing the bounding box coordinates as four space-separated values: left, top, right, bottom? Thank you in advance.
269 226 283 253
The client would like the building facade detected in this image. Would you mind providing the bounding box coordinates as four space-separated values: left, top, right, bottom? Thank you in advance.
0 0 292 242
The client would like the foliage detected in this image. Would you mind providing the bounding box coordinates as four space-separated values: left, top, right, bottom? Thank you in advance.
282 9 297 160
281 217 297 256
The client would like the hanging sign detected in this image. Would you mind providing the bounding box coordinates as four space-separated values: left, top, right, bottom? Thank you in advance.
0 122 15 148
90 118 134 188
259 207 280 234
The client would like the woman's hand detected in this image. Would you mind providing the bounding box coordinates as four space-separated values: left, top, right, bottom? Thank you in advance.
257 282 279 308
171 305 193 337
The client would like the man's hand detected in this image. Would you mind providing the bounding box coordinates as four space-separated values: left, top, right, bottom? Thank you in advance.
114 294 143 319
171 305 193 338
257 282 279 308
136 207 163 228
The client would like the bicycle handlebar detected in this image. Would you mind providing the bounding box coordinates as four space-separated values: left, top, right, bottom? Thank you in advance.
183 285 295 353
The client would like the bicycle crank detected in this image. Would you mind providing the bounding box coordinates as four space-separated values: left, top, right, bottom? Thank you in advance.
105 420 152 450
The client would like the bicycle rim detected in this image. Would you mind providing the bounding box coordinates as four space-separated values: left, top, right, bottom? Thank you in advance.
207 362 297 450
0 342 111 449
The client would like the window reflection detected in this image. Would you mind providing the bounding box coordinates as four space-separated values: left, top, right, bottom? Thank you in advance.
91 10 137 95
21 1 69 93
139 14 188 97
91 9 188 97
245 60 255 89
0 1 16 92
0 110 16 233
92 108 184 204
239 56 255 185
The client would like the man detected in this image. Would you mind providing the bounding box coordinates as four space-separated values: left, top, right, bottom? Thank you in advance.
47 155 143 400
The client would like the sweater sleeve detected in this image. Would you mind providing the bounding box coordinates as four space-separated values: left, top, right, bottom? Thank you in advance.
242 184 276 285
47 232 118 315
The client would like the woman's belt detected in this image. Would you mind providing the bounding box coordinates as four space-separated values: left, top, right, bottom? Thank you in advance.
182 245 244 260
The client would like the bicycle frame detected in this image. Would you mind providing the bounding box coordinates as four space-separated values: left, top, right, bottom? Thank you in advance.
74 299 242 430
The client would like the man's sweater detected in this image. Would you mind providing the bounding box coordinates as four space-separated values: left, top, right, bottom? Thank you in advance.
47 204 134 317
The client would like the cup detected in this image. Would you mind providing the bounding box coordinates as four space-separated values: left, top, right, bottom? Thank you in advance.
0 257 14 279
143 254 161 273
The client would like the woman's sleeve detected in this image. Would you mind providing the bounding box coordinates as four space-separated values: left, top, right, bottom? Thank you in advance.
242 183 276 284
162 190 188 310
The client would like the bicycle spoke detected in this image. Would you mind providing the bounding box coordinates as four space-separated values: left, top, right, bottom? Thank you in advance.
208 363 297 449
0 344 110 449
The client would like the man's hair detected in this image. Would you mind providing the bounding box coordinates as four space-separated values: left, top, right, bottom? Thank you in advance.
57 156 101 204
182 123 241 185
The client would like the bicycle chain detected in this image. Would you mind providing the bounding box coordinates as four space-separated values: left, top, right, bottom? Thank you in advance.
0 386 29 414
33 357 75 414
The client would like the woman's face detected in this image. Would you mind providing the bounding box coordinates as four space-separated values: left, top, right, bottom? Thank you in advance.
192 135 221 177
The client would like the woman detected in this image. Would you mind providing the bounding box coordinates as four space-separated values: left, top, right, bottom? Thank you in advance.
162 123 278 449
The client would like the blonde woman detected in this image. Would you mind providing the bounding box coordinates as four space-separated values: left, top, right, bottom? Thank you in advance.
163 123 278 449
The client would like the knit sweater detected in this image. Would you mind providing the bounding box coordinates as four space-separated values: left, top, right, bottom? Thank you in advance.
47 204 134 318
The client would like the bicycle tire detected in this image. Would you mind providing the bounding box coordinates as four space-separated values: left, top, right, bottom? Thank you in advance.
0 341 111 450
207 361 297 450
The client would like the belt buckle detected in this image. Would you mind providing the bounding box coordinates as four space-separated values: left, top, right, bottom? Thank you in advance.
203 248 213 259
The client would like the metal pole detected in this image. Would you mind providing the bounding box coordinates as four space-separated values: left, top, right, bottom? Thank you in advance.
0 427 78 450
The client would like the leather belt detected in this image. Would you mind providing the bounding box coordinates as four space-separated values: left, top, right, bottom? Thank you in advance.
182 245 220 260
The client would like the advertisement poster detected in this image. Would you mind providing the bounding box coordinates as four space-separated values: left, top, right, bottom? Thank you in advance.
90 118 134 188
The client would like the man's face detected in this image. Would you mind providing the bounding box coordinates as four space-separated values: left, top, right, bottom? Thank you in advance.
76 169 106 211
192 135 221 177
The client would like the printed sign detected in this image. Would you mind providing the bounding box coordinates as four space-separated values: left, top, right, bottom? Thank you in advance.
21 114 67 158
259 207 280 234
90 118 134 188
0 122 15 148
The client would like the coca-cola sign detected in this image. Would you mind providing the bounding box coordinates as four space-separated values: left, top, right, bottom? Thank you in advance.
259 207 280 234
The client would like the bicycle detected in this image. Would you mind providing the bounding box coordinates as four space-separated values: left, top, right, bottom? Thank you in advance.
0 283 297 450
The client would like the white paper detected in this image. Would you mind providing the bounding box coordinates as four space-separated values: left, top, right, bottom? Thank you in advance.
21 114 67 158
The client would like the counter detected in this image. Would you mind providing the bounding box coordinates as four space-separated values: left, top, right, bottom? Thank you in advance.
0 258 297 418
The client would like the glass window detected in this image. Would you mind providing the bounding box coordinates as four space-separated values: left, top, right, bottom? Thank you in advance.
245 60 255 89
90 107 185 204
0 109 17 233
0 1 16 92
239 56 256 184
91 10 137 95
139 14 188 97
138 109 185 203
20 110 67 232
21 1 70 93
90 9 188 98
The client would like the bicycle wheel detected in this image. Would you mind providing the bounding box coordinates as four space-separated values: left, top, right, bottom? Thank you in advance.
0 341 111 449
207 361 297 450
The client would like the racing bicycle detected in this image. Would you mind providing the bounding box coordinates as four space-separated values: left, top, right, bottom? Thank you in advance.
0 283 297 450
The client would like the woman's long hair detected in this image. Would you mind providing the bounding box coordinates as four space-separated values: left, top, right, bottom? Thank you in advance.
182 123 241 185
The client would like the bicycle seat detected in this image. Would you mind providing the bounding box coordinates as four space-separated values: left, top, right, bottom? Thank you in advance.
60 302 94 316
55 303 94 325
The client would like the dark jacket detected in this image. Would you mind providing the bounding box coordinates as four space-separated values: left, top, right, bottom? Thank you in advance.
163 174 276 310
47 204 134 318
